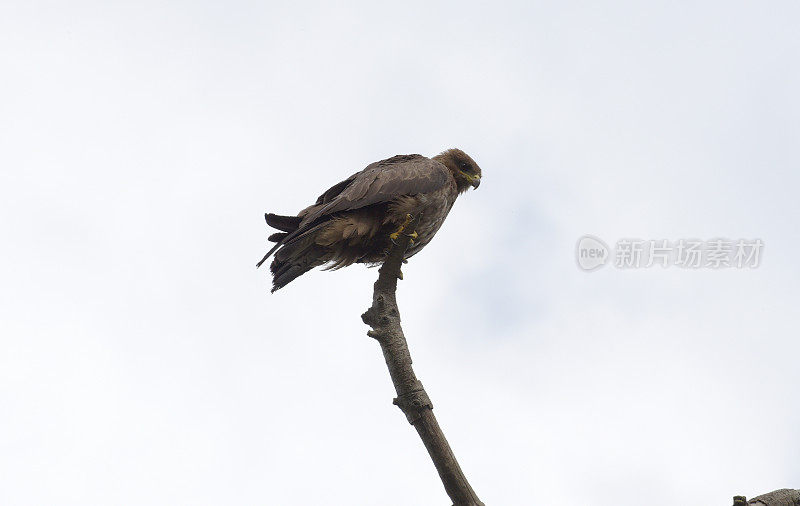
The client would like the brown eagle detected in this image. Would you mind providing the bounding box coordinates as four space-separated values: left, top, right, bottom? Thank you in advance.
257 148 482 292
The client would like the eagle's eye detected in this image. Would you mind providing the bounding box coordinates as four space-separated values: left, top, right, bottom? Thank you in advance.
459 161 470 170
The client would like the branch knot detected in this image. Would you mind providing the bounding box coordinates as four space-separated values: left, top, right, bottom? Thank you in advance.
393 383 433 424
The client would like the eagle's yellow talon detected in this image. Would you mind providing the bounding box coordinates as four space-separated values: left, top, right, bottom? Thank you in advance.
398 269 403 280
389 214 415 243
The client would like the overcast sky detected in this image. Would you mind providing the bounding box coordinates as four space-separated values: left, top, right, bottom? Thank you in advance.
1 1 798 505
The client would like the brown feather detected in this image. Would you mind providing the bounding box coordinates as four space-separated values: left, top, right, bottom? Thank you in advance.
259 149 481 291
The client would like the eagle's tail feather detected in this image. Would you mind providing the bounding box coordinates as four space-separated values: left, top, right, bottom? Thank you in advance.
264 222 329 291
271 262 318 292
265 213 301 233
256 242 282 269
257 214 303 268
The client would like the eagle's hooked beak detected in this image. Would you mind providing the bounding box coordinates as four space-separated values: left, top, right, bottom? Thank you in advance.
460 171 481 189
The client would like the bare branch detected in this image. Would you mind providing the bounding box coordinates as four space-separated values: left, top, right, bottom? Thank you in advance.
361 215 484 506
734 489 800 506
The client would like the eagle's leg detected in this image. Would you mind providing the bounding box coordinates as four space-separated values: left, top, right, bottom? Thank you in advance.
389 213 414 243
388 214 419 280
396 232 417 280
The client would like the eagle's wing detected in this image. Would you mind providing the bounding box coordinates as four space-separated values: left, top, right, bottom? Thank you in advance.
297 154 450 227
257 155 450 268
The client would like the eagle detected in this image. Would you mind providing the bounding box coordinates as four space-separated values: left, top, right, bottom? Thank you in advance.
257 148 482 292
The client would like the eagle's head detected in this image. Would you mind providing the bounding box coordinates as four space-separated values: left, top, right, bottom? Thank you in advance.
434 148 482 194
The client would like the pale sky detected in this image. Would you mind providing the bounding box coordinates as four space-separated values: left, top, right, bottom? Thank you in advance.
1 1 798 505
